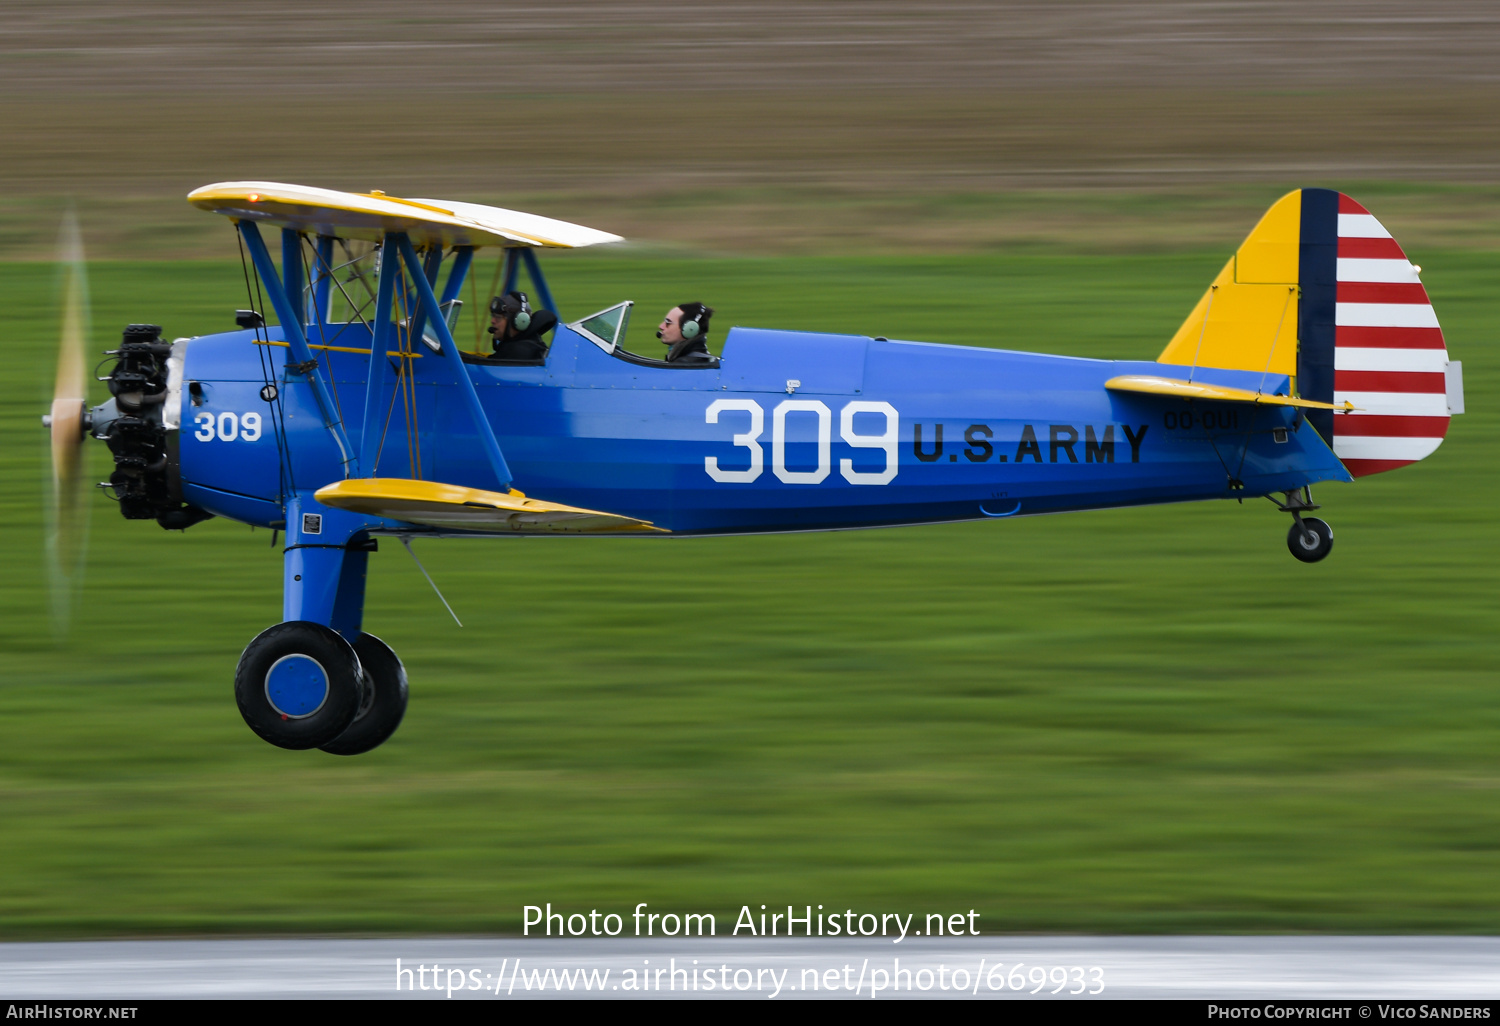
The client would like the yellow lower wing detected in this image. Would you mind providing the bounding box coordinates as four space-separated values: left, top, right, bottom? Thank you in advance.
315 478 666 534
1104 375 1356 411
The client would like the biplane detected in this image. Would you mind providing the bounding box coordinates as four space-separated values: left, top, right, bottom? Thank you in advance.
44 184 1464 754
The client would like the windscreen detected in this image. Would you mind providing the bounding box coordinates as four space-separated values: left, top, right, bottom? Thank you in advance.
573 302 632 350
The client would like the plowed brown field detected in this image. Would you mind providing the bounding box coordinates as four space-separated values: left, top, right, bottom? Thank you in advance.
3 2 1499 257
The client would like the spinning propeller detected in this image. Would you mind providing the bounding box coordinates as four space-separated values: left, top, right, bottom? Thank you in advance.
43 211 91 634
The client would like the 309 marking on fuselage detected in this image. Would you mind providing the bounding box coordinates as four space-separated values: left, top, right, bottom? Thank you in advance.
705 399 1151 484
705 398 898 485
193 411 263 443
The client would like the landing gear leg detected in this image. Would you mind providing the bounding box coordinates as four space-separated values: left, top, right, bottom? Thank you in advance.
236 494 409 753
1273 487 1334 563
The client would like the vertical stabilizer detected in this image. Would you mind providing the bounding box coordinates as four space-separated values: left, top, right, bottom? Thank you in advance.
1159 190 1455 477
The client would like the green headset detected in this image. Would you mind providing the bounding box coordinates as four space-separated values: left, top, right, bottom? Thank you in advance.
678 303 707 340
490 291 532 332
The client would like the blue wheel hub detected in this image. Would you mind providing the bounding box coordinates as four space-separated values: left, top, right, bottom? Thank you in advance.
265 654 329 718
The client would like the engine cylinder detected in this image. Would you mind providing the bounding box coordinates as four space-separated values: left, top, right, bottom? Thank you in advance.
99 324 212 530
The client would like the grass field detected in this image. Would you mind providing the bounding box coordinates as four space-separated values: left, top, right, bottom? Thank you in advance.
1 244 1496 938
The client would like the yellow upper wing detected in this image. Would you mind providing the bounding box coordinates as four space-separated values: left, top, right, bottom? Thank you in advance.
315 479 665 534
188 181 624 250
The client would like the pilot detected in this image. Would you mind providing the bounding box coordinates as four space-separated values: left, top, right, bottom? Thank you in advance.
488 291 556 360
657 302 716 363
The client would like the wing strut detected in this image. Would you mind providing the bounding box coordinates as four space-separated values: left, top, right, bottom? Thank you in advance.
279 228 304 338
410 246 473 346
239 221 358 476
358 236 401 474
499 246 558 316
309 235 335 327
519 247 557 315
393 233 514 492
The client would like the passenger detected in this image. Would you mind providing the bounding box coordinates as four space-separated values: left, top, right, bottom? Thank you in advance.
488 291 556 361
657 302 716 363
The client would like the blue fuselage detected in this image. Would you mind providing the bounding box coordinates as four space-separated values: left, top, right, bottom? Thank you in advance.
175 322 1350 536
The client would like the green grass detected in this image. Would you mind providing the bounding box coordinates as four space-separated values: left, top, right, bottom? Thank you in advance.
1 249 1496 937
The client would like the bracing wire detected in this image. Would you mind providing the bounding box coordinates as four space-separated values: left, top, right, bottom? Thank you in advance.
1232 406 1259 485
237 227 295 497
395 277 412 476
239 232 282 486
299 235 361 349
318 239 377 330
372 350 404 476
407 298 422 480
480 252 505 354
339 238 380 305
400 537 462 627
1188 285 1216 384
1257 286 1297 396
469 255 480 352
370 253 409 478
300 237 348 434
1233 286 1296 483
393 271 422 480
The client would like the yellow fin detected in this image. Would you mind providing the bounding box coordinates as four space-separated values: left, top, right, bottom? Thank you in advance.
1158 191 1301 377
315 478 666 534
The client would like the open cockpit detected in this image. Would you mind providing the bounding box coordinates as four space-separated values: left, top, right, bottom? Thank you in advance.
568 301 721 370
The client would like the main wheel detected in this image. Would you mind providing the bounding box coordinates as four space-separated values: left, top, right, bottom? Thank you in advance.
319 633 409 756
1287 517 1334 563
234 621 363 750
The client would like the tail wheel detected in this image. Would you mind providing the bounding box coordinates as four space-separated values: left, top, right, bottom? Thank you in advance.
1287 517 1334 563
234 621 362 750
319 633 409 757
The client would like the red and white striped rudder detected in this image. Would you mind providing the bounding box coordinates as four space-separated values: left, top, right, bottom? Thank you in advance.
1330 194 1458 477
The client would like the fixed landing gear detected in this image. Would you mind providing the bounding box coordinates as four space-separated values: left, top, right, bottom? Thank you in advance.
1272 487 1333 563
235 622 408 754
319 633 408 756
1287 517 1333 563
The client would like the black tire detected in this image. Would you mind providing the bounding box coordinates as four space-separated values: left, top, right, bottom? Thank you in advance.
319 633 409 756
234 621 363 750
1287 517 1334 563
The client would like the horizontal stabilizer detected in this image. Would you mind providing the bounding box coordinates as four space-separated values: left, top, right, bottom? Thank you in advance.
1105 375 1356 411
315 478 665 534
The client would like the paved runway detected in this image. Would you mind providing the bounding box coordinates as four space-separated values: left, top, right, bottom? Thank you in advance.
3 936 1500 999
